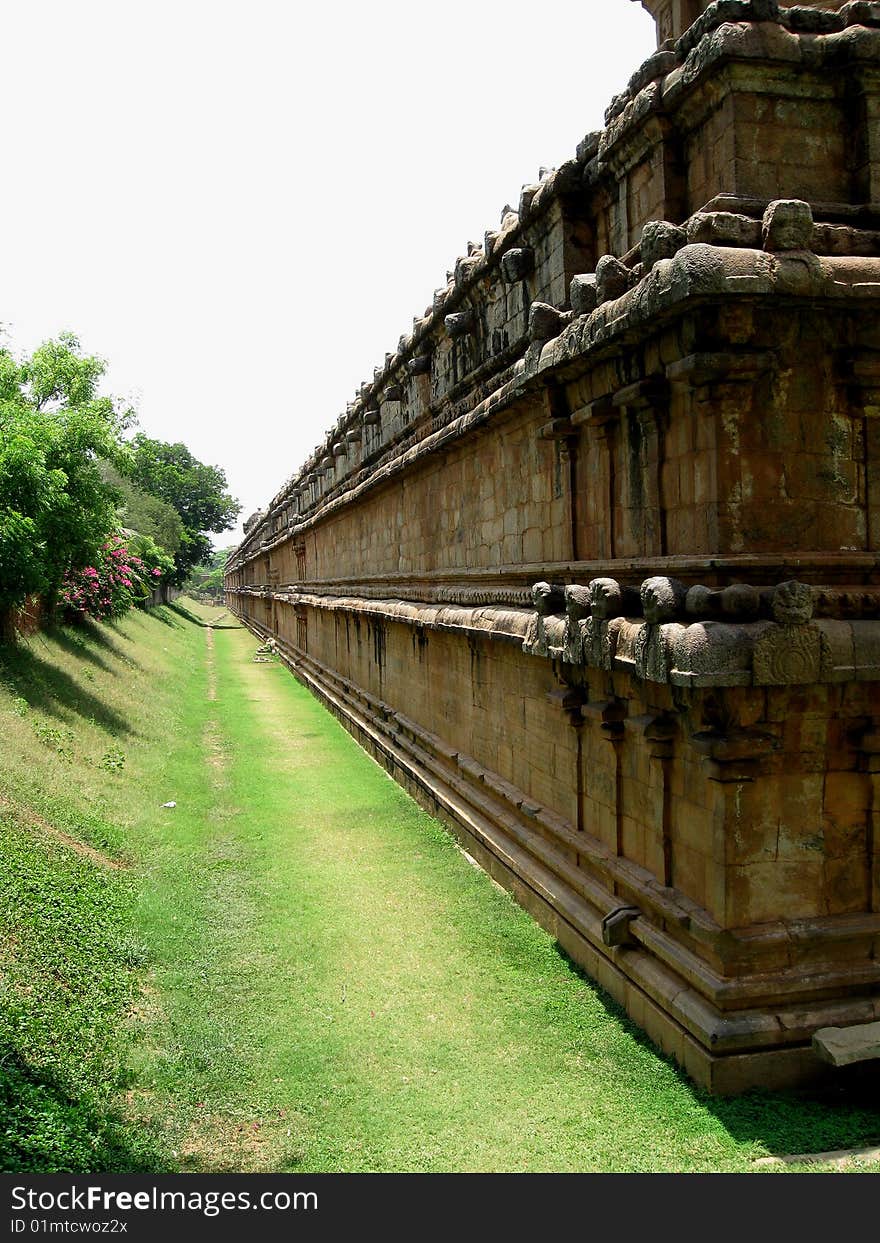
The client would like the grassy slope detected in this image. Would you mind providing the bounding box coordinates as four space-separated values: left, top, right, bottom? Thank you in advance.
2 602 879 1172
0 607 201 1171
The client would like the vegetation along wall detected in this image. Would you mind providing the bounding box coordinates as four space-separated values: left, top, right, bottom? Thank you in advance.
227 0 880 1093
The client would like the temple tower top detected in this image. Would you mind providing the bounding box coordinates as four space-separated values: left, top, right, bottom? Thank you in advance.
633 0 845 46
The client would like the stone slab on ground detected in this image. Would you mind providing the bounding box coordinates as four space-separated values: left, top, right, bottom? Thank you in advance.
812 1021 880 1067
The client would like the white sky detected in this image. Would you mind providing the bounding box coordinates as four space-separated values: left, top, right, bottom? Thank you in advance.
1 1 656 546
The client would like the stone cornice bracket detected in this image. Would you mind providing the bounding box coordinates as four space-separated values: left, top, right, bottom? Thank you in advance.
665 351 775 389
545 684 585 726
688 725 780 781
444 310 475 339
500 247 535 283
582 697 628 740
539 381 578 444
845 349 880 418
612 375 670 414
406 354 432 376
363 404 381 428
626 710 678 760
570 395 617 430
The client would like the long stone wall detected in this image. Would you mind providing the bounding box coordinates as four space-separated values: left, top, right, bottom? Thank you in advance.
227 0 880 1092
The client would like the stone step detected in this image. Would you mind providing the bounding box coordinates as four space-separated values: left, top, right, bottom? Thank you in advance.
812 1021 880 1067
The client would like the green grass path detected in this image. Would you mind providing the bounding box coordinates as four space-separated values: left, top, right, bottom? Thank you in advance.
2 602 879 1172
132 610 880 1172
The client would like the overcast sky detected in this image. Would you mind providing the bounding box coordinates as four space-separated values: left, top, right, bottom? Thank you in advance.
1 1 655 546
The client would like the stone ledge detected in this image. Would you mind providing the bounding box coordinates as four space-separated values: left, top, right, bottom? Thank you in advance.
225 242 880 571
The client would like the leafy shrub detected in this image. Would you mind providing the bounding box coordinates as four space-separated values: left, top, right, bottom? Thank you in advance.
59 539 152 622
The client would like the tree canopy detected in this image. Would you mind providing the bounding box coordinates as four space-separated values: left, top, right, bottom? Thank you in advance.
101 463 185 557
0 332 241 635
0 335 130 628
127 435 241 585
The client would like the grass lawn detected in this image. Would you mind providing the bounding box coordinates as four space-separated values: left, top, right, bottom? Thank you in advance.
2 600 879 1172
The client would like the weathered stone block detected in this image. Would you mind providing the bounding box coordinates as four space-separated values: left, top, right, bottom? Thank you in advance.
501 248 535 283
813 1020 880 1066
641 220 688 271
762 199 815 252
595 254 635 304
570 273 598 315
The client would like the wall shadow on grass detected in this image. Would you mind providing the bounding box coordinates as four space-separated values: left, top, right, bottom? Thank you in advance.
0 642 134 737
45 625 125 678
166 601 240 629
552 943 880 1159
142 606 186 630
0 1047 168 1174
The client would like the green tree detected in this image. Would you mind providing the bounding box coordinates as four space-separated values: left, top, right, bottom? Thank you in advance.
0 335 131 638
101 463 184 556
127 436 241 585
183 545 232 602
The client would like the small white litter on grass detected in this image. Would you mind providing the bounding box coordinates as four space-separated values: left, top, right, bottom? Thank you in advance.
162 801 177 808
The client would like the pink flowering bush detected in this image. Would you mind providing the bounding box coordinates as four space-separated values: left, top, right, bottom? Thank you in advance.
59 537 153 621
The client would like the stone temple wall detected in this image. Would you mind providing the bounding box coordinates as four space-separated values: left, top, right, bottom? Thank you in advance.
227 0 880 1092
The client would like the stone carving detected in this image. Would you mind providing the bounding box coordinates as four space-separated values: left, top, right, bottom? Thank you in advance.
445 311 474 338
570 274 598 317
753 623 822 685
640 220 688 271
595 254 635 304
589 577 630 619
524 581 567 658
519 574 869 688
762 199 815 252
770 579 814 625
640 576 687 623
528 302 572 344
563 584 592 663
532 581 565 615
500 248 535 282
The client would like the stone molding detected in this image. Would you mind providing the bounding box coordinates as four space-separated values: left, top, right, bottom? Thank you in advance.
523 576 880 686
227 576 880 687
229 233 880 571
